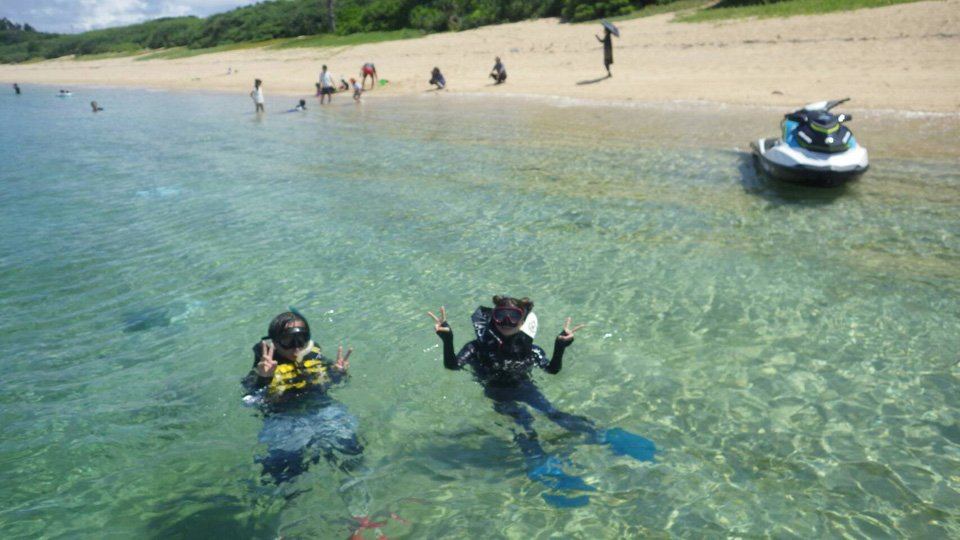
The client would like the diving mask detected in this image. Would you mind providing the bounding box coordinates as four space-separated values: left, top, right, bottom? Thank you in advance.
276 326 310 350
492 306 525 327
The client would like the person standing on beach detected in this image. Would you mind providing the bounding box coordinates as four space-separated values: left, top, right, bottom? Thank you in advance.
250 79 265 113
319 65 335 105
351 78 363 102
596 28 613 77
13 83 20 95
361 63 377 90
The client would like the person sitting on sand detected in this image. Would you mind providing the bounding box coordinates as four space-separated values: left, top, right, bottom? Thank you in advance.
250 79 265 113
429 67 446 90
90 101 103 113
319 65 335 105
351 78 363 101
489 56 507 84
361 63 377 90
427 296 654 507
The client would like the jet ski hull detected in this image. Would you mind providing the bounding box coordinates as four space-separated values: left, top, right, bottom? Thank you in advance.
751 138 867 187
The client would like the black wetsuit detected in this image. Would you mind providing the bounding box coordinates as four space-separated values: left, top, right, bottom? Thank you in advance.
437 308 598 460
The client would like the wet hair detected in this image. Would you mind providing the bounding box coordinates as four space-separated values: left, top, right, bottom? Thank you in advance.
267 311 310 342
492 295 534 313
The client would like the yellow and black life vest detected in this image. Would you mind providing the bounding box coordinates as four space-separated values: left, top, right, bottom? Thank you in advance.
267 345 331 397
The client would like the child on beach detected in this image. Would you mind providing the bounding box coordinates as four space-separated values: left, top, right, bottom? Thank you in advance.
351 78 363 101
429 67 446 90
250 79 265 113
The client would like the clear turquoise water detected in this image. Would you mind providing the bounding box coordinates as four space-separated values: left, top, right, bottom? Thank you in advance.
1 86 959 538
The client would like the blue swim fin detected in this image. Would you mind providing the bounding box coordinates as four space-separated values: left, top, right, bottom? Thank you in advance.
542 493 591 508
527 456 596 492
599 428 656 461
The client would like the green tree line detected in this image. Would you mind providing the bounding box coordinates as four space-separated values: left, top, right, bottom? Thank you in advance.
1 0 692 64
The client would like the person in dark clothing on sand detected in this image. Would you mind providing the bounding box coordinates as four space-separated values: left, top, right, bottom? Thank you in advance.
489 57 506 84
596 28 614 77
429 67 446 90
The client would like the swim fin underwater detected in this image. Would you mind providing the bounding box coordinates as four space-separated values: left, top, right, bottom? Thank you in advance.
525 428 656 508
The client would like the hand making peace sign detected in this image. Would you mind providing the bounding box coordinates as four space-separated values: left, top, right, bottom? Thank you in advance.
558 317 585 342
256 340 278 377
334 344 352 372
427 306 451 334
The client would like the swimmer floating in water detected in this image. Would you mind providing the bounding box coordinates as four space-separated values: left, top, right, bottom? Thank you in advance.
428 296 655 508
241 312 378 517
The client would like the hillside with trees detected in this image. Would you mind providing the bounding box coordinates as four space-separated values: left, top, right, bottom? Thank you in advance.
2 0 895 63
0 0 689 63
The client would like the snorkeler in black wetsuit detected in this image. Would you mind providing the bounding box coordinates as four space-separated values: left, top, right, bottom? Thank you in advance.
428 296 655 507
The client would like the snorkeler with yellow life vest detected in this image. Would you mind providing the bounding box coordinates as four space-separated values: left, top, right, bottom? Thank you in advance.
242 311 368 501
243 311 409 539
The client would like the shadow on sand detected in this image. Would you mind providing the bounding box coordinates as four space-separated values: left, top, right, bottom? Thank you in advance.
576 75 611 86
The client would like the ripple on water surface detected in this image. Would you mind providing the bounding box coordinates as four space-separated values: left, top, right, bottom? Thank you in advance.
0 88 958 538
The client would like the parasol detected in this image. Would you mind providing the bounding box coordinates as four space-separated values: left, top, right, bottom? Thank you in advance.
601 20 619 38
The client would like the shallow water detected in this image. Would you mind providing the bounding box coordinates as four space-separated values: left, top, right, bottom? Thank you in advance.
1 86 958 538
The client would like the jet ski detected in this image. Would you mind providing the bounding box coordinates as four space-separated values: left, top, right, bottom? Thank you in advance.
751 98 868 187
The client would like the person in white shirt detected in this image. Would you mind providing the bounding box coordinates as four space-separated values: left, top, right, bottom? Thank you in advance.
351 78 363 102
319 66 335 105
250 78 265 113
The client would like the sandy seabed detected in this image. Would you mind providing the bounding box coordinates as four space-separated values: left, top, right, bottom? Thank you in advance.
1 0 959 113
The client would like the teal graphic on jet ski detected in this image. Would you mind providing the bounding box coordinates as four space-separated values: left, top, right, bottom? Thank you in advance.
751 98 869 187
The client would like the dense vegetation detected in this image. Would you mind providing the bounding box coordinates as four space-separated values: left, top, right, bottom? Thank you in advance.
0 1 680 63
0 0 924 63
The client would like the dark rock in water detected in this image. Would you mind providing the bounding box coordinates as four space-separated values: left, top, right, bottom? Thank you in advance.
123 307 172 333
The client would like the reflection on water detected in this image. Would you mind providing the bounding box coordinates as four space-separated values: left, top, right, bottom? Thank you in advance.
0 87 958 538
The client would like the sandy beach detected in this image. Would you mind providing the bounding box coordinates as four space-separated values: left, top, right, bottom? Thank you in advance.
2 0 959 112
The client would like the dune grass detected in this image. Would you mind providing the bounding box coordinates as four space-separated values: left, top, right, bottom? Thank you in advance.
135 39 287 61
75 50 145 61
132 29 422 61
678 0 929 22
268 29 424 49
